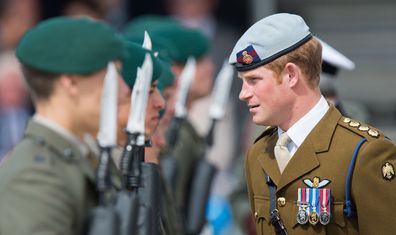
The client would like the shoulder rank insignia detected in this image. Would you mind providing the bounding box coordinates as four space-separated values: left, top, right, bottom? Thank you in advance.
343 117 351 123
382 162 395 180
358 125 369 131
368 129 379 138
349 121 360 128
303 177 331 188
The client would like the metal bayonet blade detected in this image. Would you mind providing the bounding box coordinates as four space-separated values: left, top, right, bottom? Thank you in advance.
126 54 153 145
97 62 118 147
174 57 196 118
209 61 234 120
142 31 152 51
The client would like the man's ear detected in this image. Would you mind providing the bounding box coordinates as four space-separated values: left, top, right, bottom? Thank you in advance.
284 62 301 88
59 74 79 96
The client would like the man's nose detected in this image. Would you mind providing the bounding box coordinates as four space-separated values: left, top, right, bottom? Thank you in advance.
239 82 252 101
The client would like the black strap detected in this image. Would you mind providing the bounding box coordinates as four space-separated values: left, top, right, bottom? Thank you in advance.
265 175 288 235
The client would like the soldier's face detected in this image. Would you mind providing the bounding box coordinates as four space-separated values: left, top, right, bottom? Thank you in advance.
145 82 165 138
69 68 107 137
238 65 292 126
189 56 214 99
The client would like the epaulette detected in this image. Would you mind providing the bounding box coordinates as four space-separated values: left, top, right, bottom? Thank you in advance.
254 126 277 143
338 116 383 141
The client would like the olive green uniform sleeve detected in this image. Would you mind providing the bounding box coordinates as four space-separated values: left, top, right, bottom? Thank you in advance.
0 158 75 235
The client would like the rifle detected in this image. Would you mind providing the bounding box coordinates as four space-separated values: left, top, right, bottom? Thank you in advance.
88 62 121 235
119 41 161 235
184 61 234 235
166 57 196 148
161 58 196 192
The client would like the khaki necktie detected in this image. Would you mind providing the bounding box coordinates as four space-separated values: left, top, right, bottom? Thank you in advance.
274 132 292 173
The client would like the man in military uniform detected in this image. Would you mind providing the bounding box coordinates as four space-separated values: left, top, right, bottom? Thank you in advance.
229 13 396 235
0 17 125 235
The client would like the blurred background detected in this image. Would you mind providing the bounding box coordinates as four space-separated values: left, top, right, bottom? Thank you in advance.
1 0 395 142
0 0 395 234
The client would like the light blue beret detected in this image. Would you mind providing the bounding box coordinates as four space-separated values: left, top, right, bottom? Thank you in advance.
229 13 312 71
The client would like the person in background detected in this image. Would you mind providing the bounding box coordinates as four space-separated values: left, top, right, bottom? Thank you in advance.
319 39 371 122
0 17 126 235
230 13 396 235
0 52 32 160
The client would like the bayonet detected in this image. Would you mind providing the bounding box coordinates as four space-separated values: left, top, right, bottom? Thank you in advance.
88 62 120 235
96 62 118 204
167 57 196 147
209 61 234 120
206 61 234 146
174 57 196 118
142 31 152 51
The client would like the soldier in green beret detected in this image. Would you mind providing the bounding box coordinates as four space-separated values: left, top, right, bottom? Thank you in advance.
0 17 125 235
118 38 185 235
114 40 165 161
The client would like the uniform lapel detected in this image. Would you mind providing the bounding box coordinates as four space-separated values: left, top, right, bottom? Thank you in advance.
256 130 282 185
277 138 319 191
277 106 342 192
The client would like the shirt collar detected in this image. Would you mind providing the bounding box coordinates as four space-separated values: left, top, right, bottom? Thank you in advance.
278 96 329 147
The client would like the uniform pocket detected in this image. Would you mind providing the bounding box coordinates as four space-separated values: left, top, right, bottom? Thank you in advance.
329 202 346 228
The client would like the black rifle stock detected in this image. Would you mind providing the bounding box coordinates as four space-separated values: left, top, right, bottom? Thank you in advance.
184 119 218 235
166 117 184 148
120 133 161 235
184 159 217 235
88 147 120 235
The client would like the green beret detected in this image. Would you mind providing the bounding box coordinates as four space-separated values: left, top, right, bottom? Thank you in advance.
124 15 181 37
121 41 162 88
124 34 177 63
125 23 210 64
16 17 126 74
157 59 175 92
151 25 210 64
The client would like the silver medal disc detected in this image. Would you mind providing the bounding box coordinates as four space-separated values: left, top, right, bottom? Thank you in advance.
319 211 330 225
296 209 308 224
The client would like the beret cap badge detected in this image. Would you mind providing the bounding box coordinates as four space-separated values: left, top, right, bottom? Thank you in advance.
237 45 260 65
242 51 253 64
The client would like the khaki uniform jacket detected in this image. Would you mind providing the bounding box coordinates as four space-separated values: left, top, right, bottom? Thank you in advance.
0 120 97 235
245 106 396 235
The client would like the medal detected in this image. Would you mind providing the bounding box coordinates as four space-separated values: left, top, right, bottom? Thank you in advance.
308 188 319 225
319 211 330 225
319 188 331 225
309 211 319 225
296 188 309 224
297 209 308 224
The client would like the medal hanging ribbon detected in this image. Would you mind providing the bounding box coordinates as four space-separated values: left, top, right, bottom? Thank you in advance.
309 188 319 225
319 188 331 225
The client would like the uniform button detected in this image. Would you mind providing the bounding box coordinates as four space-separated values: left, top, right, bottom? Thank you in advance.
277 197 286 207
254 212 258 218
63 148 73 160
